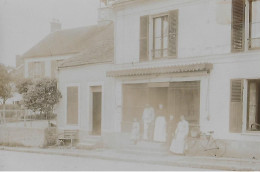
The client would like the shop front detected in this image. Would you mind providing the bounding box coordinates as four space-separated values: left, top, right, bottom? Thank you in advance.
107 63 213 145
121 81 200 143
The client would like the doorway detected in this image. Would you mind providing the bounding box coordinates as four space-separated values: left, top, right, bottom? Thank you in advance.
91 86 102 135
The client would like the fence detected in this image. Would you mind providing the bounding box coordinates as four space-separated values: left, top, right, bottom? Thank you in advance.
0 110 56 128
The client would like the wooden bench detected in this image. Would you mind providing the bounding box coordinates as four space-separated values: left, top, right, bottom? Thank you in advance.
58 130 78 147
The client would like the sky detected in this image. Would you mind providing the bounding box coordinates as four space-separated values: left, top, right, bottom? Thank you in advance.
0 0 99 67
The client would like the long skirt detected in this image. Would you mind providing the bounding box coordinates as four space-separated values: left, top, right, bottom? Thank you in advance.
153 117 166 142
170 134 187 154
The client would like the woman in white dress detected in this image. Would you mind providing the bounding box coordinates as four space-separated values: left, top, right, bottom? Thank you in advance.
170 115 189 154
153 104 167 142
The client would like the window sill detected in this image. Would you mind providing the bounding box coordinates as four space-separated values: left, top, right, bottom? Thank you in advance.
151 56 177 60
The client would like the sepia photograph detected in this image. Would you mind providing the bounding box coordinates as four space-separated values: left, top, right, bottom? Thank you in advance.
0 0 260 171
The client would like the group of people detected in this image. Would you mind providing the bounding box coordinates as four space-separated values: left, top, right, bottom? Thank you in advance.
130 104 189 155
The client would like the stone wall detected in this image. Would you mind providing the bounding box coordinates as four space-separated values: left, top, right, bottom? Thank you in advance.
0 126 46 147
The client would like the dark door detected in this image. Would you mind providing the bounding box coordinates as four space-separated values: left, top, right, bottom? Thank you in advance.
92 92 102 135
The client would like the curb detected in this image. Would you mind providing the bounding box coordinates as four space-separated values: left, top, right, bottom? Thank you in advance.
0 146 259 171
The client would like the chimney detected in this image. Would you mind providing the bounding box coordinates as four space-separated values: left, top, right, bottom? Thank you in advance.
98 7 114 26
50 19 62 33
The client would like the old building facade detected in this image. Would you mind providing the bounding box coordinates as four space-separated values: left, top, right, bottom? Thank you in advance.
55 0 260 157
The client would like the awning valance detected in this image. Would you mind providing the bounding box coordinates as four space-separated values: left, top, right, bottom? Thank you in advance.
106 63 213 77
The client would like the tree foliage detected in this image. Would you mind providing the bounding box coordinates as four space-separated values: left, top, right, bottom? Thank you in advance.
0 63 12 104
16 78 33 95
22 78 62 118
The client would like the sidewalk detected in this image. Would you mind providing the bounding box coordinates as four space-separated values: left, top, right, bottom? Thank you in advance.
0 146 260 171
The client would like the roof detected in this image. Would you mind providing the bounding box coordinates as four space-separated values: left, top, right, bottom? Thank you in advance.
107 63 213 77
59 22 114 68
22 22 113 58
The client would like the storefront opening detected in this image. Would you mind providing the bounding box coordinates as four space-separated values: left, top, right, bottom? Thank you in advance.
122 81 200 135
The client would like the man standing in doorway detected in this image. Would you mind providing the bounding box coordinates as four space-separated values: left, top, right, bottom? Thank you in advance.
142 104 155 140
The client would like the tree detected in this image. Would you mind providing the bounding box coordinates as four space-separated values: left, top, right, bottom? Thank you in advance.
16 78 33 95
23 78 62 122
0 63 13 124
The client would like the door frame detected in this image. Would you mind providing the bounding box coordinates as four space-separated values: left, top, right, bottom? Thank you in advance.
88 82 104 135
91 87 102 135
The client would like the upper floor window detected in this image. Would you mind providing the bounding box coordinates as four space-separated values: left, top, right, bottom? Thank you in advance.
153 15 169 58
249 0 260 49
231 0 260 52
139 10 178 61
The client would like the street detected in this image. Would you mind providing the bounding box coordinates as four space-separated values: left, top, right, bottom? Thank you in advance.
0 150 210 171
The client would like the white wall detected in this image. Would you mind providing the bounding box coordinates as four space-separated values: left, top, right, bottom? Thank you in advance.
114 0 232 64
207 52 260 142
57 63 117 134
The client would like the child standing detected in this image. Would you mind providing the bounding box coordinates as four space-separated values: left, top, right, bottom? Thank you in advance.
131 118 140 145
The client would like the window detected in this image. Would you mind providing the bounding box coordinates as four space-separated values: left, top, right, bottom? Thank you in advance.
247 80 260 131
28 61 45 78
139 10 178 61
249 0 260 49
67 86 79 125
231 0 245 52
231 0 260 51
229 79 243 133
229 79 260 133
153 15 169 58
34 62 42 78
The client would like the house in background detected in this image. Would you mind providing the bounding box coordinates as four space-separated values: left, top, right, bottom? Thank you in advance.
56 0 260 158
22 19 101 79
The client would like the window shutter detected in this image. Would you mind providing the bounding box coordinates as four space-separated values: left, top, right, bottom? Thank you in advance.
139 15 149 61
67 87 79 125
231 0 245 52
229 79 243 133
28 62 34 78
40 62 45 77
51 60 57 78
168 10 178 57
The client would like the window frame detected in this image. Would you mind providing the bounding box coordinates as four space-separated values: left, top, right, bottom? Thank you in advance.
248 0 260 50
239 78 260 133
152 14 169 59
245 79 260 132
149 12 170 60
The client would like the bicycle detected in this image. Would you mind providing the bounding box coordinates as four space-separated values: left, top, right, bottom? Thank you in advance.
186 131 226 157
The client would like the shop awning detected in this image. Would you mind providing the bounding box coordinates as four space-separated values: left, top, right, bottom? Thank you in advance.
106 63 213 77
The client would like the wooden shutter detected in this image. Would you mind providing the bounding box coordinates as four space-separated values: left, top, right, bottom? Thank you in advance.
40 62 45 77
139 15 149 61
51 60 57 78
28 62 34 78
67 87 78 125
168 10 178 57
231 0 245 52
229 79 243 133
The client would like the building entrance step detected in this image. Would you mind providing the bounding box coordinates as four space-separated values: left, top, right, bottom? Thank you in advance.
77 135 103 150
